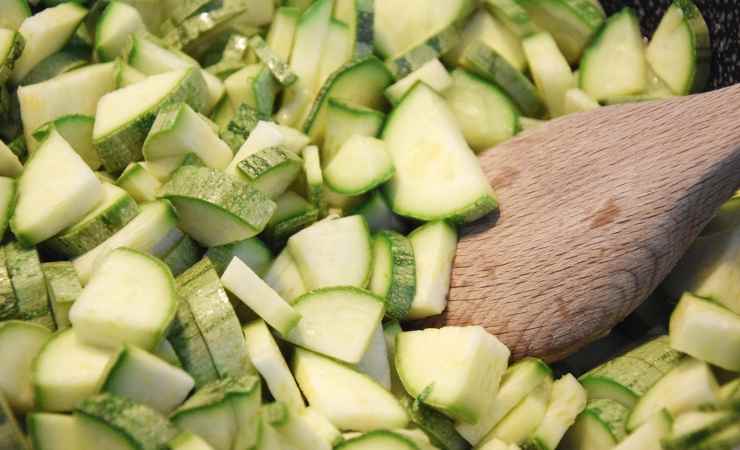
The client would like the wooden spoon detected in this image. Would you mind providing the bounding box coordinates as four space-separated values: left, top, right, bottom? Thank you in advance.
423 84 740 362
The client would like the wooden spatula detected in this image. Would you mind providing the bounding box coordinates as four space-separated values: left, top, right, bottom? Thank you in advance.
423 84 740 362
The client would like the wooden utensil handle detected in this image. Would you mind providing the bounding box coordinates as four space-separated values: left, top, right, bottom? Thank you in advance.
429 84 740 361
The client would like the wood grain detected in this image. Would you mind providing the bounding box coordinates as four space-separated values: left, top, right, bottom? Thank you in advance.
426 84 740 362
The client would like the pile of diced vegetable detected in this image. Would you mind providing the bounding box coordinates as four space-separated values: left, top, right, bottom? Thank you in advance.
0 0 737 448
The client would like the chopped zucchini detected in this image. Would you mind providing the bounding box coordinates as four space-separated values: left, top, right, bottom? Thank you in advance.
243 320 305 411
445 68 519 151
41 262 82 330
237 145 302 198
646 0 710 95
70 247 177 351
397 326 510 424
266 6 299 61
73 199 178 284
323 98 385 165
32 329 113 412
0 320 51 412
293 348 409 431
579 8 647 101
33 114 100 170
158 165 277 246
143 102 233 171
446 9 526 72
117 161 162 203
99 344 195 413
670 292 740 372
95 1 146 61
284 287 384 364
5 241 55 329
287 214 372 290
263 247 307 303
324 135 394 195
385 58 452 105
369 230 415 320
11 3 88 83
627 358 718 431
177 258 253 379
302 56 393 143
522 31 574 117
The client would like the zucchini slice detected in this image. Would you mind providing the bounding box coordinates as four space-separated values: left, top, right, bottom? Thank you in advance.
219 102 263 152
243 320 305 411
560 399 628 450
12 129 103 247
99 344 195 413
75 393 179 450
316 18 353 88
263 191 318 245
374 0 474 58
117 161 162 203
45 183 139 258
94 1 146 61
11 2 88 83
302 56 393 143
5 241 55 329
369 230 415 320
323 98 385 165
293 348 409 431
484 0 539 38
277 0 333 127
0 391 28 449
518 0 604 64
262 402 334 450
167 295 220 388
144 102 233 171
578 335 683 408
19 46 89 87
33 114 100 170
18 63 117 152
0 248 17 322
171 375 261 450
386 26 461 80
159 165 276 246
41 262 82 331
177 258 253 379
223 63 278 118
324 135 394 196
446 9 526 72
579 8 647 101
249 35 297 86
522 374 587 450
396 326 510 424
237 145 302 198
457 357 553 445
385 58 452 106
160 230 202 277
266 6 300 61
614 410 671 450
263 247 307 303
626 358 718 431
32 329 113 412
205 237 272 276
479 377 552 446
669 292 740 372
460 41 545 118
284 287 384 364
445 68 519 151
646 0 710 95
94 68 209 173
407 221 458 320
522 31 574 118
0 320 51 412
383 82 497 223
287 214 372 290
70 247 177 351
221 257 301 335
73 200 179 284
